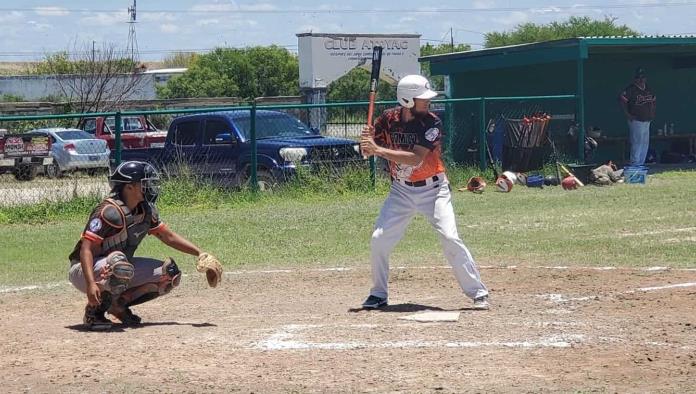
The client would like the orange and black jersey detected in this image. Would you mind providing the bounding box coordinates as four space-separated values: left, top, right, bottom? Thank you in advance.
68 198 166 262
373 107 446 182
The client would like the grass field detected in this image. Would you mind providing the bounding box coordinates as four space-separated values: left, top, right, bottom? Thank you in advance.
1 169 695 392
1 169 695 286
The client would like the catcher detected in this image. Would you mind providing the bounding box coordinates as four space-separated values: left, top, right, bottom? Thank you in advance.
67 161 223 330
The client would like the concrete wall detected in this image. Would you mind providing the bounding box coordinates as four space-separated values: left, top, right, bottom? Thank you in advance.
0 74 158 100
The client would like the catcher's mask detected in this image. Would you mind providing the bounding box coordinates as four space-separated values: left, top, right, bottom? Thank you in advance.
110 161 161 203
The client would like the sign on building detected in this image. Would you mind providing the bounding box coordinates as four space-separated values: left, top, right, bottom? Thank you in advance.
297 33 421 89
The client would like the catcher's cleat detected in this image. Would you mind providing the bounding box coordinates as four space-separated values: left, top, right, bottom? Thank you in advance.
472 295 490 310
109 305 142 326
83 292 114 331
362 295 388 309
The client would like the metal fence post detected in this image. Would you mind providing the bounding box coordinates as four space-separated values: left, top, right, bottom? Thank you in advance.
479 97 487 171
577 57 586 163
250 101 258 192
115 111 122 166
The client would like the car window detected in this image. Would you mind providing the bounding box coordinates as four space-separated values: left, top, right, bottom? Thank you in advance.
82 119 97 134
105 116 144 134
233 113 313 140
172 121 199 146
56 130 95 140
204 120 233 145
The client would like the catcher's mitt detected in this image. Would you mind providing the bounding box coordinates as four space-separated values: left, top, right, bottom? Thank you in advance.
196 252 223 288
464 176 486 193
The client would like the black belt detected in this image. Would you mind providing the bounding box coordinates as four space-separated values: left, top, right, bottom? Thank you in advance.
394 175 439 187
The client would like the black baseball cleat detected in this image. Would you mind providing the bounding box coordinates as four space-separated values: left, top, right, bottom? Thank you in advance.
109 305 142 326
362 295 388 309
83 292 114 331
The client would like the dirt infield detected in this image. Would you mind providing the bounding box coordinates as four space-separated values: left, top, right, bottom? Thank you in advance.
1 264 695 393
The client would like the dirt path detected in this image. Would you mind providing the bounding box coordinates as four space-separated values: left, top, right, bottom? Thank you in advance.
1 265 695 393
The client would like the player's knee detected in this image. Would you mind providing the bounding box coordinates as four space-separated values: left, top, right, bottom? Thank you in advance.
106 251 135 295
158 257 181 295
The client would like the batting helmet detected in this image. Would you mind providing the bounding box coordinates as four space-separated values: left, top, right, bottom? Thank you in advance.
110 161 161 203
466 176 486 193
561 176 578 190
501 171 518 185
495 176 513 192
396 75 437 109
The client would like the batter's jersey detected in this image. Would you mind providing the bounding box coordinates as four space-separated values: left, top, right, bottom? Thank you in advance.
69 197 167 263
373 107 446 182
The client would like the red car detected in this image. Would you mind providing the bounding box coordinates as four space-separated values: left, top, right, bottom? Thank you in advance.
77 115 167 150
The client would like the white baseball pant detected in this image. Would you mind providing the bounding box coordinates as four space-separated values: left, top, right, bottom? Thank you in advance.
369 173 488 300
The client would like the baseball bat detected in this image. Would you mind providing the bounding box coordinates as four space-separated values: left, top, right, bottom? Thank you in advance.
362 46 383 159
485 138 500 180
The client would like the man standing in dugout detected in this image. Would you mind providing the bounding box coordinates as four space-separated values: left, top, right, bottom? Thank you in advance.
619 67 656 166
68 161 222 330
359 74 489 310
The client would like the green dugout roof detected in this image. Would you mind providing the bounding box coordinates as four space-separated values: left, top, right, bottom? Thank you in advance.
423 36 696 75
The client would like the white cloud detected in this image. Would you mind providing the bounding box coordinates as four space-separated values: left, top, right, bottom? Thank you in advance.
160 24 179 34
79 12 123 27
140 12 178 23
399 16 417 24
532 6 562 14
197 18 220 26
191 3 237 12
0 11 24 23
34 6 70 17
239 3 278 11
473 0 496 9
492 11 529 26
27 20 53 31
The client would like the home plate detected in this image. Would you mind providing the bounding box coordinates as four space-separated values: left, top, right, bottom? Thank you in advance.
398 311 461 322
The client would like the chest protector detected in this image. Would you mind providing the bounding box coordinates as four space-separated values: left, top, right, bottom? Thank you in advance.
99 198 151 260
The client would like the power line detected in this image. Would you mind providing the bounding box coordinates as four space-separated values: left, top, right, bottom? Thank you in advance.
10 2 696 15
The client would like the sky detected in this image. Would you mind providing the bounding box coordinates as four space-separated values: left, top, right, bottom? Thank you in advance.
1 0 696 61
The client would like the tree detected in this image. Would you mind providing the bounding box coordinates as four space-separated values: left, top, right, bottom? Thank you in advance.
32 41 143 113
157 46 299 99
485 16 639 48
161 52 198 69
326 67 396 103
420 43 471 91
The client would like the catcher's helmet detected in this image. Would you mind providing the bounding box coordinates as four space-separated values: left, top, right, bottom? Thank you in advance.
396 75 437 109
109 161 161 203
466 176 486 193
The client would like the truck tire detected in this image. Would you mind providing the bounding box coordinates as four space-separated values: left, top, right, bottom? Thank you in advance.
238 168 278 192
14 163 37 181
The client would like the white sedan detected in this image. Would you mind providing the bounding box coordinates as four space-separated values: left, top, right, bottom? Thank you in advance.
31 128 110 177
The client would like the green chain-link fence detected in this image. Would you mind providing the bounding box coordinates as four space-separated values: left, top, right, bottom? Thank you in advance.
0 95 580 207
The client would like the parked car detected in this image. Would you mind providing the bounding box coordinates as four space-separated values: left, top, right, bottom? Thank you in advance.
0 130 53 180
120 110 364 189
76 115 167 150
30 128 110 177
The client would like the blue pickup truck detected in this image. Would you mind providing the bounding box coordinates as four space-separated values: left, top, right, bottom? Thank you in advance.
120 110 363 188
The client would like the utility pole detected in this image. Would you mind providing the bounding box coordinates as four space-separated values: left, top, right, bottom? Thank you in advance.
450 27 454 52
92 40 96 62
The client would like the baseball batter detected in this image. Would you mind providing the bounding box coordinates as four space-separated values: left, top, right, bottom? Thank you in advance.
359 74 489 310
68 161 222 330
